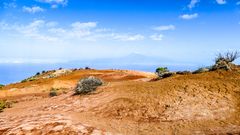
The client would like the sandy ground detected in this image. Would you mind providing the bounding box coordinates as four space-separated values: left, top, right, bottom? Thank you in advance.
0 69 240 135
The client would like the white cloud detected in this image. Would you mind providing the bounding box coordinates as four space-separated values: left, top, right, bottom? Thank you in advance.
188 0 200 9
150 34 163 41
153 25 175 31
71 22 97 29
112 34 144 41
0 58 66 64
46 21 58 27
0 22 10 30
0 20 58 41
180 13 198 20
37 0 67 4
237 1 240 5
36 0 68 7
3 2 17 9
51 4 58 8
216 0 226 4
0 20 146 42
23 6 44 14
19 20 58 41
48 28 66 33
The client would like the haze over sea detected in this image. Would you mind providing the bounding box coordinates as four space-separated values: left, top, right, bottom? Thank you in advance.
0 63 198 85
1 52 240 85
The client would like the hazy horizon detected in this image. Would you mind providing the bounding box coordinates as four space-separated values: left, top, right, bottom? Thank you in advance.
0 53 203 85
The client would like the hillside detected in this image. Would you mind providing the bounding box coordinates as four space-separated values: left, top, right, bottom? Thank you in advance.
0 68 240 134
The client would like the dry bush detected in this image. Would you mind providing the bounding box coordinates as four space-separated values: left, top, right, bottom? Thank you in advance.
75 76 103 95
0 100 12 112
215 51 240 63
49 88 58 97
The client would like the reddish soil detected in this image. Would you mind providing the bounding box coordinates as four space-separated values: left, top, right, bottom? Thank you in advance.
0 69 240 135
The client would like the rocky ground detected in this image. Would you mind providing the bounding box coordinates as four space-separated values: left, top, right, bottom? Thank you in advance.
0 69 240 135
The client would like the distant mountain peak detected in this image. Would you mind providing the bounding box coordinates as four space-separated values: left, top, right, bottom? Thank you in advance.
124 53 149 59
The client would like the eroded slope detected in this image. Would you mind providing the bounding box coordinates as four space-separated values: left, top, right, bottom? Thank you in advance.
0 69 240 134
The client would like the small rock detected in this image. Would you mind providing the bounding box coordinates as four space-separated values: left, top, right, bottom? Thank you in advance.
52 125 64 131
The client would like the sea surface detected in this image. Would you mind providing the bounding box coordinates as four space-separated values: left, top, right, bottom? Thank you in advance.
0 63 198 85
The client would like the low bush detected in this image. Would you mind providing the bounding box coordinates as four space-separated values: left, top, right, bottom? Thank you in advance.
21 77 36 83
85 67 91 70
215 51 239 63
0 100 12 112
155 67 174 79
161 72 175 78
193 67 210 74
73 68 78 71
211 51 240 71
176 71 191 75
21 79 27 83
156 67 169 73
0 84 4 89
49 88 58 97
75 76 103 95
35 72 40 76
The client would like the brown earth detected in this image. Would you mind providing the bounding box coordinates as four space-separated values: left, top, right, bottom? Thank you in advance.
0 69 240 135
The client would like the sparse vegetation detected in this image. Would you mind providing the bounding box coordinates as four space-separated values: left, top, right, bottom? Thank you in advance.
0 84 4 89
21 77 36 83
35 72 40 76
49 88 58 97
0 100 12 112
211 51 240 71
193 67 210 74
155 67 174 79
176 71 191 75
215 51 240 63
190 51 240 74
21 79 27 83
85 67 91 70
73 68 78 71
75 76 103 95
156 67 169 73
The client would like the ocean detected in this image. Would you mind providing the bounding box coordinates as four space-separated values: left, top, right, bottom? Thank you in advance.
0 63 199 85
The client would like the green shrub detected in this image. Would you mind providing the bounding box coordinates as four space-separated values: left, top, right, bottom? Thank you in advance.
85 67 91 70
75 76 103 95
155 67 174 79
155 67 169 73
21 77 36 83
0 84 4 89
21 79 27 83
35 72 40 76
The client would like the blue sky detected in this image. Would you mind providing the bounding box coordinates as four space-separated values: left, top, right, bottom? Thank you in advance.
0 0 240 65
